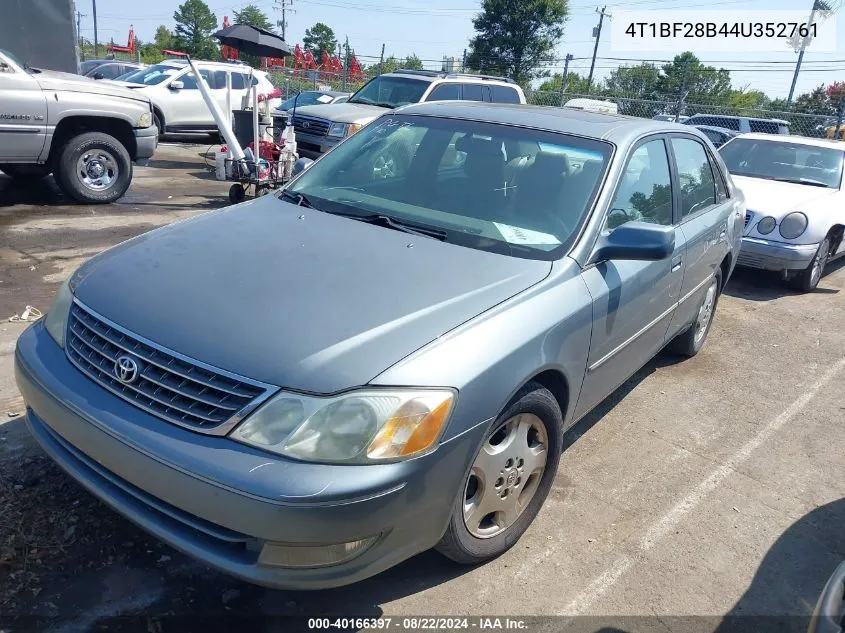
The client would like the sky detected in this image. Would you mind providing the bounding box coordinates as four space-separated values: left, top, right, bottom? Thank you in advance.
79 0 845 98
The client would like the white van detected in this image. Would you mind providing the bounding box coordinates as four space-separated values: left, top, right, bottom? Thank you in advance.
564 98 618 115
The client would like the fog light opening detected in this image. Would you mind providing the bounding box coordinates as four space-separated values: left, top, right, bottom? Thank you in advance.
259 534 380 568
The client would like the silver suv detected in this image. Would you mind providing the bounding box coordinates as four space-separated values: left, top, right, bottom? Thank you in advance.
290 69 526 159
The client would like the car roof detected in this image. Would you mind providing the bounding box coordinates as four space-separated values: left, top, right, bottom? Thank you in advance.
398 101 693 144
384 70 518 87
694 125 738 134
157 59 262 72
688 113 789 125
731 132 845 149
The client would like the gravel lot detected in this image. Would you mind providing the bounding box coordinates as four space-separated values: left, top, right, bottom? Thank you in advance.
1 142 843 632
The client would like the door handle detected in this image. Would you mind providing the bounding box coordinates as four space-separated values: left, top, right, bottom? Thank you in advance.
671 257 683 272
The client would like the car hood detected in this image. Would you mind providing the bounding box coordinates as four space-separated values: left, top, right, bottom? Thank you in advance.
32 69 151 105
292 102 388 125
71 197 550 393
732 175 838 218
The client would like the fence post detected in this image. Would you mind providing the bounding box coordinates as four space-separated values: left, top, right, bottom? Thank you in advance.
462 48 467 73
559 53 573 107
835 96 845 140
676 59 690 120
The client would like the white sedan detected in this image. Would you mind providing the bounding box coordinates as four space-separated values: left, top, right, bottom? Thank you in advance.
720 133 845 291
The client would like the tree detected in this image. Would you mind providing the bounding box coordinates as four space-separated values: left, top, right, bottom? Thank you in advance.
605 63 661 99
232 5 274 67
303 23 336 60
538 71 592 95
154 25 173 50
656 52 731 105
403 54 423 71
233 4 273 30
173 0 218 59
793 85 835 115
727 88 767 110
466 0 567 84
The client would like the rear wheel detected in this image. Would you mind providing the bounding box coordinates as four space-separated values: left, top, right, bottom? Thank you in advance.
0 164 52 178
436 382 563 564
789 236 831 292
55 132 132 204
669 270 721 358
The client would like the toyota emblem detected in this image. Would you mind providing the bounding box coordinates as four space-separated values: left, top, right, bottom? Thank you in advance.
301 121 310 129
114 355 141 384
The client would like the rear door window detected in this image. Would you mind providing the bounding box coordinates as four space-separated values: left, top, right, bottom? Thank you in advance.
749 119 780 134
461 84 485 102
490 85 521 104
671 137 717 218
427 83 461 101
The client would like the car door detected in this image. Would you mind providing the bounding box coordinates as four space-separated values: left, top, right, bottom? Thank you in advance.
0 57 48 161
665 135 732 340
574 136 687 419
165 67 215 129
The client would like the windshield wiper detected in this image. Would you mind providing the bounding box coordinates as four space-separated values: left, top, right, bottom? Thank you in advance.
330 211 447 241
373 102 397 109
773 177 830 188
280 190 317 208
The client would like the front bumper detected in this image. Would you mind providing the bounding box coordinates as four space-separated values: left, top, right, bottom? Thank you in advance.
293 130 340 159
14 322 485 589
737 237 819 271
133 125 158 163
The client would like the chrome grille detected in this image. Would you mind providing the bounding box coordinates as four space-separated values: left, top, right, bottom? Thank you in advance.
291 115 330 136
65 301 272 434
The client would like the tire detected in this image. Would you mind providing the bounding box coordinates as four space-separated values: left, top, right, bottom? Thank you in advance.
789 236 831 292
436 382 563 565
153 113 164 137
0 164 52 178
669 269 722 358
55 132 132 204
228 183 246 204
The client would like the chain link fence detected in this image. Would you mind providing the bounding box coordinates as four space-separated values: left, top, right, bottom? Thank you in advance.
265 67 840 139
526 90 837 138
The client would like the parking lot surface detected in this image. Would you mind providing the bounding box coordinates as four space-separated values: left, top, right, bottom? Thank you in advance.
1 142 843 631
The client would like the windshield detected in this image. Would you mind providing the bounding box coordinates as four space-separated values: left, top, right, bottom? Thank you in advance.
284 114 613 260
120 64 181 86
348 76 429 108
720 138 844 189
1 49 30 72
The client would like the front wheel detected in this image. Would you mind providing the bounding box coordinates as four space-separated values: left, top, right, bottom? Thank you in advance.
55 132 132 204
436 382 563 565
789 236 831 292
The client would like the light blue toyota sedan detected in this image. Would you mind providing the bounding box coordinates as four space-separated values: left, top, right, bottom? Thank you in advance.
15 102 744 589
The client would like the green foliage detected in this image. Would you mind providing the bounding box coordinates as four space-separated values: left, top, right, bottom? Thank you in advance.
605 63 660 99
403 54 423 71
538 71 592 94
793 85 836 116
656 52 731 104
303 23 336 60
231 4 275 67
466 0 567 84
173 0 218 59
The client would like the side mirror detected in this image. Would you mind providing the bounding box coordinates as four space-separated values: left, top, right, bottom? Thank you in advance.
590 221 675 264
92 72 104 80
169 80 184 91
292 157 314 177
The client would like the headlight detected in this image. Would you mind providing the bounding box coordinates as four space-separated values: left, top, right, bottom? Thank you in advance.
327 122 348 138
231 389 455 463
756 216 776 235
779 212 808 239
137 112 153 128
44 279 73 348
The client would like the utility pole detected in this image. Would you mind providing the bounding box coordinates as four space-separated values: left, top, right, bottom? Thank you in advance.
559 53 573 106
787 0 828 107
587 6 608 91
76 11 86 61
462 48 467 72
274 0 294 40
378 43 385 76
92 0 99 58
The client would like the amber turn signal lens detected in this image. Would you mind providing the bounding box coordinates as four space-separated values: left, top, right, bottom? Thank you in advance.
366 393 453 459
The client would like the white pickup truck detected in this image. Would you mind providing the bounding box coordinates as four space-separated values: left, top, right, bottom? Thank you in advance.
0 48 158 203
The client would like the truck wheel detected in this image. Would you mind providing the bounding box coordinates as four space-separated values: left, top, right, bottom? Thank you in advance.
55 132 132 204
0 164 52 178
